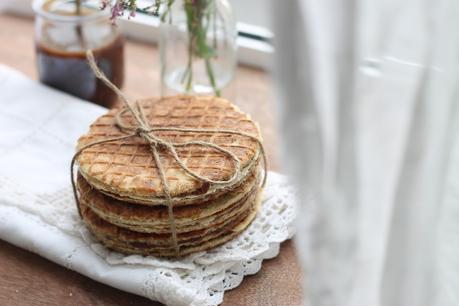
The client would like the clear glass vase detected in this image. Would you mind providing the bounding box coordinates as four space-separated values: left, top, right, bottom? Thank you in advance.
159 0 237 97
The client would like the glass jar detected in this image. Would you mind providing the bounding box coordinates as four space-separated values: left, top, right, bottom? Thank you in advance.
33 0 124 108
159 0 237 97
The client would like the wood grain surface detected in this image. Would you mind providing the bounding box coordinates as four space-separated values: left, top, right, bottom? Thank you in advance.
0 13 303 306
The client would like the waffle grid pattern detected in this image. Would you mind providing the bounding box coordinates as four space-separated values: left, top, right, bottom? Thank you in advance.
77 96 260 197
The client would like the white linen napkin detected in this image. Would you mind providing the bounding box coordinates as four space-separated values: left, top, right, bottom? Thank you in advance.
0 64 296 306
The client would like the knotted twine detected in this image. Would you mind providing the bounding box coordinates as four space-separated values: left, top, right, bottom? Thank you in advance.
71 50 267 256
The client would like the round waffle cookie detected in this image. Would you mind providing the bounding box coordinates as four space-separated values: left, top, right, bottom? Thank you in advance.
76 95 261 205
76 167 261 233
78 188 262 257
73 95 265 258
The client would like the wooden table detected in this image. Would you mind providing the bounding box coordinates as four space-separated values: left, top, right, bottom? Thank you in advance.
0 14 303 306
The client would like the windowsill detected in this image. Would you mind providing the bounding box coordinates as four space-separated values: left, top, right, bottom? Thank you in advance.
2 0 273 69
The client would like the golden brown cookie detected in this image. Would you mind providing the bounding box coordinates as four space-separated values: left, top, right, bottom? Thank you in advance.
77 168 261 233
76 96 261 205
79 190 262 257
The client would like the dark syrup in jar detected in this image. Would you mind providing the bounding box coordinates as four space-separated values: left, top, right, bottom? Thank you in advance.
35 6 124 108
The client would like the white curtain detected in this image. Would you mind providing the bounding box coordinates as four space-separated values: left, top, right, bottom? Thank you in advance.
272 0 459 305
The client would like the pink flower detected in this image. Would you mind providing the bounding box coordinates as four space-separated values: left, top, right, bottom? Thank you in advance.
110 0 125 22
102 0 137 23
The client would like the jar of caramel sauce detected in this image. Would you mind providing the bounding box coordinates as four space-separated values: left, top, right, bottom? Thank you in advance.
33 0 124 108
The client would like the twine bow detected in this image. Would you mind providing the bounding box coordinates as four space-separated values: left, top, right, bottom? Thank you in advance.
71 50 267 256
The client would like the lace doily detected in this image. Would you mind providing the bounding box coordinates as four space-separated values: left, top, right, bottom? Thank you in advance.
0 171 296 306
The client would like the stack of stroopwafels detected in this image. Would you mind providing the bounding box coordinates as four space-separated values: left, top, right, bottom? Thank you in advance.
73 95 265 257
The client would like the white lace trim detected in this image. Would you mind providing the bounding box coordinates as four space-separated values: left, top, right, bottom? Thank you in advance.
0 172 296 306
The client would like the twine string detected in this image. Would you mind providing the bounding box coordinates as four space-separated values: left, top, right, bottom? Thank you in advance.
71 50 267 256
